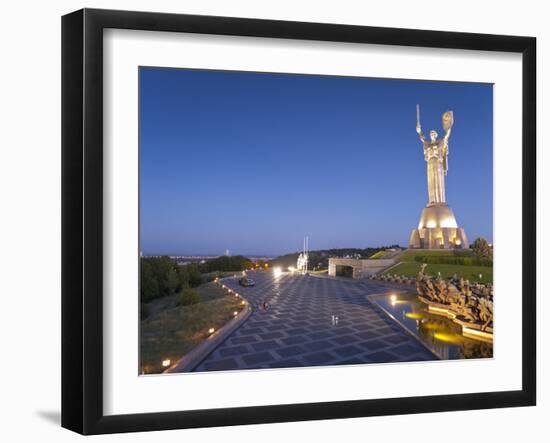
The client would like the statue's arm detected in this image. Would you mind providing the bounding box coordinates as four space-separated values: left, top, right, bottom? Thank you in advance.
444 127 452 142
442 129 450 174
416 125 426 143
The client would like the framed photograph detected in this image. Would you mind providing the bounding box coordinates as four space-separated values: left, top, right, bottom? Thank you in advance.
62 8 536 435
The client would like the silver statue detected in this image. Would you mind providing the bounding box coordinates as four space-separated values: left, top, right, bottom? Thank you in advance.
416 105 454 205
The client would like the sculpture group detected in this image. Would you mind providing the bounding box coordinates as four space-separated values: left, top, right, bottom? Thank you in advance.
370 263 493 342
415 264 493 340
369 273 415 285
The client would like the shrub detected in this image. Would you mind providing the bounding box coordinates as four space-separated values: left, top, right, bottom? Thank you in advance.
176 288 201 306
413 255 492 267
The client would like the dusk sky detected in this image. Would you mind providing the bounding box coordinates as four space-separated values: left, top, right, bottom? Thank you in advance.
139 67 493 256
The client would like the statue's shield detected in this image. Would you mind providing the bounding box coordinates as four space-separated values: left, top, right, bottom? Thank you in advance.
442 111 454 130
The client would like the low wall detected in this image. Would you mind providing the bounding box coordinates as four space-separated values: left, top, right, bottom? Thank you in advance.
328 258 395 279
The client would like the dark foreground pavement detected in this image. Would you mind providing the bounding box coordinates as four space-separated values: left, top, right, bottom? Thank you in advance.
194 272 436 372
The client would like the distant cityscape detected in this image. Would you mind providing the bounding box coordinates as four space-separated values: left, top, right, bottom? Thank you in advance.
141 253 275 266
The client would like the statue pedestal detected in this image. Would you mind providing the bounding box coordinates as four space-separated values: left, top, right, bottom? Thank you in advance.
409 203 468 249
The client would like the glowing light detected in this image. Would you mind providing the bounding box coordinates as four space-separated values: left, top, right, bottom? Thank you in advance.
208 328 215 334
405 312 423 320
440 216 458 228
233 311 238 316
161 359 171 368
390 294 397 306
240 300 245 305
433 332 462 345
273 267 283 278
288 266 296 272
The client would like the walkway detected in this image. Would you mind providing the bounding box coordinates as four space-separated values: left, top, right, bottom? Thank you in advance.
194 272 435 371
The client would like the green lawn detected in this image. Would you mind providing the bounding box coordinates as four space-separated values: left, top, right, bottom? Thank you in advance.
387 261 492 284
140 282 244 374
369 251 386 259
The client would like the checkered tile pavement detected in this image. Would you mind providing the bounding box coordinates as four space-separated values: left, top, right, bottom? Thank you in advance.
194 272 436 372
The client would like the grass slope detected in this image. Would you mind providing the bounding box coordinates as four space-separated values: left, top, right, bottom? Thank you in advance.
369 250 386 259
140 282 243 374
388 261 492 284
387 249 492 284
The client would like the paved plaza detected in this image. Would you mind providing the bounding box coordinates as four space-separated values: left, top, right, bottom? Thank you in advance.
194 272 436 371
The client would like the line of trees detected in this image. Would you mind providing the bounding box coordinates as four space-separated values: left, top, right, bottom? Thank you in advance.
140 255 255 304
414 255 493 267
198 255 253 273
140 256 202 303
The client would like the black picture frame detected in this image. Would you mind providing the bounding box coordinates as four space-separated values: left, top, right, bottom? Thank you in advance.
62 8 536 435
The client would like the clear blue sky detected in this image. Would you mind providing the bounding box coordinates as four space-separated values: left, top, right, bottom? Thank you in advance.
139 67 493 256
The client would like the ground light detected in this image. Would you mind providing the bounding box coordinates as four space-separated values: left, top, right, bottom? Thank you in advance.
208 327 215 334
433 332 463 345
405 312 423 320
161 359 171 368
273 267 283 278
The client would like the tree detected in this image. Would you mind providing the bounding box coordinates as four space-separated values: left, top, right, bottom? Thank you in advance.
165 268 179 295
198 255 253 273
140 256 187 302
471 237 492 260
186 263 203 287
140 259 160 302
177 266 190 289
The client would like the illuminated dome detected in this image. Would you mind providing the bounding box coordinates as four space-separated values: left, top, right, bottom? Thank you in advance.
418 204 458 229
409 203 468 249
